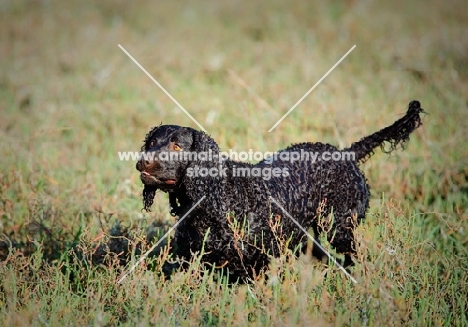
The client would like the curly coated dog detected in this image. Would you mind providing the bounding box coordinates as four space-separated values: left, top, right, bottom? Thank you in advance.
136 100 424 281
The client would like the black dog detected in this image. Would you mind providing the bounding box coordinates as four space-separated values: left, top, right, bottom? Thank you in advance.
136 101 424 281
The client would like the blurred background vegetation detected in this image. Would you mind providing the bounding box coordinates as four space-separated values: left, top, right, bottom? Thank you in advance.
0 0 467 325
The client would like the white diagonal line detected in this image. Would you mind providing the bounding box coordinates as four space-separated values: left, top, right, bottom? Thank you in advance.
268 45 356 132
269 196 357 284
118 44 207 132
117 195 206 284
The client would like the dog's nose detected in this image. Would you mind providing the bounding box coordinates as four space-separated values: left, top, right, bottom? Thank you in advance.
144 155 157 167
136 153 161 172
136 159 144 171
136 153 151 169
137 154 149 170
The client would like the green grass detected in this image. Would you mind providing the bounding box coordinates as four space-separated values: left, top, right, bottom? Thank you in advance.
1 0 468 325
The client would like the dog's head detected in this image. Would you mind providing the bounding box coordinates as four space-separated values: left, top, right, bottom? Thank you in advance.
136 124 220 211
136 125 195 191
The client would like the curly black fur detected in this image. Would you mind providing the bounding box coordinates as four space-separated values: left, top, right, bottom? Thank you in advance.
135 101 424 281
347 100 424 162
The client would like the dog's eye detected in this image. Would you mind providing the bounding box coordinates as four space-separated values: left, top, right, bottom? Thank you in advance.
149 140 156 147
173 144 182 151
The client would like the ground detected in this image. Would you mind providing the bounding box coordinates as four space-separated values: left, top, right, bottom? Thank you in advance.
0 0 467 326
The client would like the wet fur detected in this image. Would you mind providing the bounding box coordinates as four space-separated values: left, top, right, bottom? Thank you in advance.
136 100 424 281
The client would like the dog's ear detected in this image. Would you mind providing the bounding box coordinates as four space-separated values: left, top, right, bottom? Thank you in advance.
184 129 227 213
191 130 220 153
141 123 162 152
142 184 157 212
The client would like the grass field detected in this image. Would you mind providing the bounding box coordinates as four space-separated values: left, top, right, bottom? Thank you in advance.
1 0 467 325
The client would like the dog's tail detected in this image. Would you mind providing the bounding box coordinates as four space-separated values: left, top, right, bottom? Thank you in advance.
346 100 424 163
